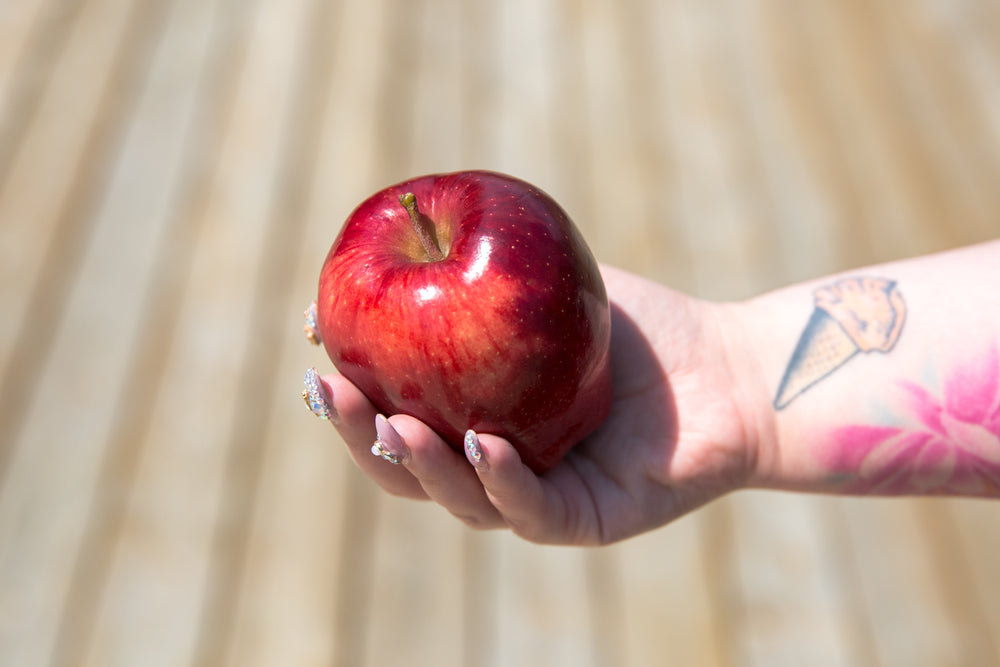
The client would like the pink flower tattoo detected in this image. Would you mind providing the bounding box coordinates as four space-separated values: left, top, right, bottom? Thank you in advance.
824 344 1000 495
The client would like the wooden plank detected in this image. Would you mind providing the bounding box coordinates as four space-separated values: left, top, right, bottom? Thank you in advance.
809 0 964 259
0 0 173 490
603 0 697 288
718 0 845 289
642 1 772 301
757 1 881 271
878 2 1000 240
542 0 593 238
617 512 728 667
83 0 328 662
363 500 467 667
783 1 930 266
951 499 1000 658
0 0 130 350
491 540 601 667
568 0 656 275
840 500 967 665
729 495 870 666
910 0 1000 241
938 0 1000 151
408 0 465 174
455 1 500 168
0 0 198 663
0 0 47 89
188 0 338 658
0 0 87 188
486 0 559 189
49 0 278 664
915 500 999 665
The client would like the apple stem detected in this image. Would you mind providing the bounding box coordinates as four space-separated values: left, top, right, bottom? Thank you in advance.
399 192 445 261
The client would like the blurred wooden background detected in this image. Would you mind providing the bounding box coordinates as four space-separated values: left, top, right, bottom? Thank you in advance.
1 0 998 665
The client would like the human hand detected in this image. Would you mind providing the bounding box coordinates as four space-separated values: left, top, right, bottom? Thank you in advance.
304 265 763 545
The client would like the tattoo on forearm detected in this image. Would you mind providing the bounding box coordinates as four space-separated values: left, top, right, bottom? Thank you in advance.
822 343 1000 495
774 277 906 409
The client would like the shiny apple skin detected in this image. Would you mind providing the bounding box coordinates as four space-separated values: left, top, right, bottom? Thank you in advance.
316 171 612 473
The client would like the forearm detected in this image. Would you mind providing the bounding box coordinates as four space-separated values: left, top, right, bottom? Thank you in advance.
738 240 1000 496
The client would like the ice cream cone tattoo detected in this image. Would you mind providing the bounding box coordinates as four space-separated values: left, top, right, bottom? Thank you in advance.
774 277 906 409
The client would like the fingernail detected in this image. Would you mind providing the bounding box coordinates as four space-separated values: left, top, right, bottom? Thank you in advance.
302 367 337 421
373 414 408 464
303 301 321 345
465 429 487 470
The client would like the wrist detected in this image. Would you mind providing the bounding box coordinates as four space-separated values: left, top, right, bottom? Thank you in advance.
712 295 790 491
708 299 779 492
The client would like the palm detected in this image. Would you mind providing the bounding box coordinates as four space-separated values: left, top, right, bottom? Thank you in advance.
538 266 752 543
322 265 753 546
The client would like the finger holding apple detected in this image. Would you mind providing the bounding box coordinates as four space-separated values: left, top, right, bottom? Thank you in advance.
310 365 563 533
311 370 426 499
311 367 511 528
379 413 509 529
312 366 619 542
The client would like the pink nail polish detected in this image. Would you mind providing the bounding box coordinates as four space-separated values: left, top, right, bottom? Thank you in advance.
372 414 408 464
465 429 487 470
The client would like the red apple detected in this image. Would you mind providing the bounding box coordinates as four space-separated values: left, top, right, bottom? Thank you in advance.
315 170 612 472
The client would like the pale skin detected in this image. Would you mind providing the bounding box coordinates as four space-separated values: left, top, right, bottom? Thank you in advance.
311 239 1000 546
